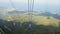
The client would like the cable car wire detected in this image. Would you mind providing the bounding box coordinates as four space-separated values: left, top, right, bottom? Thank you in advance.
9 0 16 9
28 0 34 21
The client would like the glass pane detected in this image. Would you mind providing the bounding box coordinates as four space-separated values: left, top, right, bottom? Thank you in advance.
0 0 60 34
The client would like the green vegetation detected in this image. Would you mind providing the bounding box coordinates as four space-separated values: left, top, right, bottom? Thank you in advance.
0 19 60 34
0 9 60 34
3 14 60 27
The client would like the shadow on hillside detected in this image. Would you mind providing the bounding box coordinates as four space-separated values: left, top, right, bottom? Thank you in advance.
39 12 60 20
0 19 60 34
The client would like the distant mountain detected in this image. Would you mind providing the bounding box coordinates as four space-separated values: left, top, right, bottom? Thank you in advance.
8 10 27 14
8 10 60 20
38 12 60 19
0 8 60 20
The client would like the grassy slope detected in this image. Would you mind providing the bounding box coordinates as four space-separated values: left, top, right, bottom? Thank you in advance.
4 14 60 27
1 9 59 27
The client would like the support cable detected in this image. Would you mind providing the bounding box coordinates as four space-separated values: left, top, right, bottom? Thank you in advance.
28 0 34 22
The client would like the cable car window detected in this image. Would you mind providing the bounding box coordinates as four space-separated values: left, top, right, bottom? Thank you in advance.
0 0 60 34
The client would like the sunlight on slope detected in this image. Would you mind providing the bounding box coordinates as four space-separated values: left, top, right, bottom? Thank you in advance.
32 16 59 27
4 14 60 27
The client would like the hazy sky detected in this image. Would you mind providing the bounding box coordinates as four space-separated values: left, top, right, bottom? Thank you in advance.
0 0 60 11
0 0 59 4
